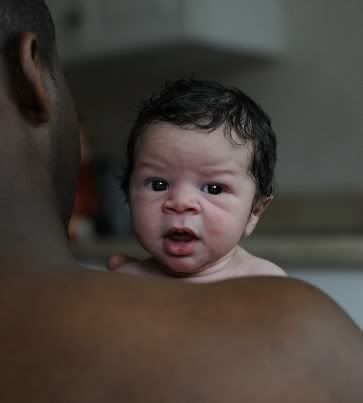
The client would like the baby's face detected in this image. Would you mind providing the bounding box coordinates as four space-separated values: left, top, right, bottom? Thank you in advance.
129 122 260 276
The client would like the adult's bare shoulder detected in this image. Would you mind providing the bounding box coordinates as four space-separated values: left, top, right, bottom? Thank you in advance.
199 277 363 401
0 270 362 402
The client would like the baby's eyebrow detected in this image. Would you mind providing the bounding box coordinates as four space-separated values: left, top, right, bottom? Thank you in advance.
199 166 241 176
136 161 164 170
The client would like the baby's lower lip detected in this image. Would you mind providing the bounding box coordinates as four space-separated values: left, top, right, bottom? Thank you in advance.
163 237 198 256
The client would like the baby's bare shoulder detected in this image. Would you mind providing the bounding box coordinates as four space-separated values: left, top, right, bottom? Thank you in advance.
237 249 286 277
248 256 286 276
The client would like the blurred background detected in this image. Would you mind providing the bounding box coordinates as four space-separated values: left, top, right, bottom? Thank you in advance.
46 0 363 326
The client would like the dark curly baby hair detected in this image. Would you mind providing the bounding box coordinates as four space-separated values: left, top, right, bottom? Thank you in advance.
121 77 277 201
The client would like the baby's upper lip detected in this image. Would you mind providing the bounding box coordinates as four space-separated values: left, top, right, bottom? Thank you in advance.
164 227 199 239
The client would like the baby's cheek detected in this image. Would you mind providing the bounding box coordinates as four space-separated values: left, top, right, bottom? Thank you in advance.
131 206 149 231
208 218 225 238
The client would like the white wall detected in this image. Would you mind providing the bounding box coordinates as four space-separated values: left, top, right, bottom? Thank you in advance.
66 1 363 191
218 0 363 192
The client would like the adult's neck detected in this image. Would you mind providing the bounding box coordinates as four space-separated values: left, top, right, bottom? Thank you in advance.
0 113 74 270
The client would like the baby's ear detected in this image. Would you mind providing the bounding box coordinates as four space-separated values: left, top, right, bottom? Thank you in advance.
244 196 273 237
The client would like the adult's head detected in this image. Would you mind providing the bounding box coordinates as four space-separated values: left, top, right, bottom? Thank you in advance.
0 0 80 229
122 77 277 203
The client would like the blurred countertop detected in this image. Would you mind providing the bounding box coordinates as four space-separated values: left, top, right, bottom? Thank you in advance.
71 193 363 268
70 235 363 268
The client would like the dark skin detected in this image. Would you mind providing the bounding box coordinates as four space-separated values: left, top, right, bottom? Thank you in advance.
0 32 362 402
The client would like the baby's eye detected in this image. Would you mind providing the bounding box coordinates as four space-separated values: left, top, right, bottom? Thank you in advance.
201 184 224 195
146 179 168 192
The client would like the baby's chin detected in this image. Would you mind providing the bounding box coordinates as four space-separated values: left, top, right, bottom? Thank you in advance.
153 255 207 278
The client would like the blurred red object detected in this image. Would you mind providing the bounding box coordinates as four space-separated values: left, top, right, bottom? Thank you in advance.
69 118 99 241
73 162 98 217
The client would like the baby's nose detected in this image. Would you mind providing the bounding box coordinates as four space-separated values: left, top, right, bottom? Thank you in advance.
162 188 201 214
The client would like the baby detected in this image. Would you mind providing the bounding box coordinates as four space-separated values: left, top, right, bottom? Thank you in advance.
111 78 286 282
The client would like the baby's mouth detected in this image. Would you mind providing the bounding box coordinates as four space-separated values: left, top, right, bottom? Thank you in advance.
164 228 199 242
163 228 199 257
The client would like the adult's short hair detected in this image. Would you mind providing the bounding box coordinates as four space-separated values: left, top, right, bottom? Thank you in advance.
0 0 56 70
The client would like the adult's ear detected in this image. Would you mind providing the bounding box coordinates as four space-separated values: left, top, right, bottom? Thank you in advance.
14 32 52 124
244 195 273 237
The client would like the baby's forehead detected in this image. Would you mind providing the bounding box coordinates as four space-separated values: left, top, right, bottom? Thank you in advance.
134 124 253 173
